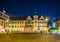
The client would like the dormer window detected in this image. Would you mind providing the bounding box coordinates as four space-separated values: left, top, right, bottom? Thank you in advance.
41 19 44 20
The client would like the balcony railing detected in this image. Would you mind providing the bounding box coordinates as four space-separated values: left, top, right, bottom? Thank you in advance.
0 11 9 21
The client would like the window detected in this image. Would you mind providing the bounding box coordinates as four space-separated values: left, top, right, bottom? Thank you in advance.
22 26 24 27
0 13 2 16
32 22 34 24
41 19 44 20
22 22 24 24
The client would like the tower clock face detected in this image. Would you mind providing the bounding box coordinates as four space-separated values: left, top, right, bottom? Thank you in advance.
35 15 38 18
36 16 38 18
33 15 38 19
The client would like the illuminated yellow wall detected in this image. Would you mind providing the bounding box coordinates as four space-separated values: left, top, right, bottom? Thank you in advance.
39 16 48 33
19 20 25 28
5 15 49 33
9 20 19 28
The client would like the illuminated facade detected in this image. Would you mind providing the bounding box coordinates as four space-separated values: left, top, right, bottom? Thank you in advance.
9 17 26 33
39 16 49 34
25 16 32 32
0 8 9 33
0 8 49 33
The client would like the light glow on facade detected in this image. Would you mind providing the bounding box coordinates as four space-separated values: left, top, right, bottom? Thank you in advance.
0 8 50 34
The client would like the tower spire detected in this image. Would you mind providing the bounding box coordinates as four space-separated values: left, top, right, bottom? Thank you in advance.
34 8 38 15
3 8 6 14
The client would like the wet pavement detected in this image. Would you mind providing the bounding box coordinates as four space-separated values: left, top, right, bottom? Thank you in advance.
0 33 60 42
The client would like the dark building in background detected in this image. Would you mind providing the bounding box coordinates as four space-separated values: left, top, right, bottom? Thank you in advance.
56 18 60 27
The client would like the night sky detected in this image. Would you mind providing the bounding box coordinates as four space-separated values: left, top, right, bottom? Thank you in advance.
0 0 60 18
